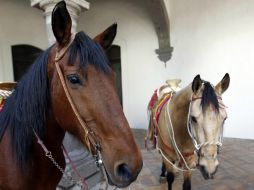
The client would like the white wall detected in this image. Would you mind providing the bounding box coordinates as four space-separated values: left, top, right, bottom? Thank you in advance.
0 0 48 82
78 0 171 128
167 0 254 139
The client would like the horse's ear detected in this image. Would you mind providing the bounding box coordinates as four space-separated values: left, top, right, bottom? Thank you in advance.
94 23 117 50
52 1 72 46
215 73 230 94
192 74 202 94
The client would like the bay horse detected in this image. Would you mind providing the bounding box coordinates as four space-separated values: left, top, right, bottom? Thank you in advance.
0 1 142 189
147 74 230 190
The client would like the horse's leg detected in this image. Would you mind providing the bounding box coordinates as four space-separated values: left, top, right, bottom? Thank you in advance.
159 162 167 183
160 162 166 177
183 171 192 190
163 161 175 190
166 171 175 190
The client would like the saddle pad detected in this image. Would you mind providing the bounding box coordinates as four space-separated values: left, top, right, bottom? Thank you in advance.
148 89 158 109
155 93 172 123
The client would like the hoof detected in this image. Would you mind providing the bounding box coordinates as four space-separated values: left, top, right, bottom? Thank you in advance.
159 176 167 183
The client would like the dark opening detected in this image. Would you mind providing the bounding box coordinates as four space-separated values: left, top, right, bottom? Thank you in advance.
106 45 123 106
12 45 43 81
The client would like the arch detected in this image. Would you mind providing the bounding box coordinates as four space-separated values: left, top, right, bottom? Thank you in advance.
11 44 43 81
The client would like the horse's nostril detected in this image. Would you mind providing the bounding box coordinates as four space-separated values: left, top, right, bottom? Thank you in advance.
116 163 132 182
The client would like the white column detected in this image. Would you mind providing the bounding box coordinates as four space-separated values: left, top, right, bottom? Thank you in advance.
31 0 89 45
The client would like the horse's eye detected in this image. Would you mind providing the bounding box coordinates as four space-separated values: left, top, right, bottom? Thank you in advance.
191 116 197 123
67 75 81 85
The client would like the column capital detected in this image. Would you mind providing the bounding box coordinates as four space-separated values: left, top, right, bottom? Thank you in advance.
31 0 89 19
30 0 89 45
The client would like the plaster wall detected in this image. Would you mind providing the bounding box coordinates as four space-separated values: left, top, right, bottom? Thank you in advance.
0 0 48 81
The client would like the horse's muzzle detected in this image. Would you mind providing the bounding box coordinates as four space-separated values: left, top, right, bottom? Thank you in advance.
106 161 143 188
199 165 218 180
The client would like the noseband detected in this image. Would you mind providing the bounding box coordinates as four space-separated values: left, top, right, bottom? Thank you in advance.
187 95 225 151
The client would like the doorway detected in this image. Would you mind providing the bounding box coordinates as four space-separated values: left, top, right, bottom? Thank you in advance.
106 45 123 106
12 45 43 81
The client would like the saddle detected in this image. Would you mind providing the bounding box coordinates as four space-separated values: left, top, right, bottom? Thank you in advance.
146 79 181 148
0 82 16 111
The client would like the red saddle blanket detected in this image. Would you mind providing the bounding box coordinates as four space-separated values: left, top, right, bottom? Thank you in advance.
148 89 158 109
155 93 171 124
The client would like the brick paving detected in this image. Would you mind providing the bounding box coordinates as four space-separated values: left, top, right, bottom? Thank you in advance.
117 129 254 190
91 129 254 190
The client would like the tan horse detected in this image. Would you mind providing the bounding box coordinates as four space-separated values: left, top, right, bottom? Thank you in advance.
147 74 230 190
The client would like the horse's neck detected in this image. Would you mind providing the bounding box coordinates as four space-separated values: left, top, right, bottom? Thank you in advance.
170 86 194 149
173 85 192 111
44 111 65 151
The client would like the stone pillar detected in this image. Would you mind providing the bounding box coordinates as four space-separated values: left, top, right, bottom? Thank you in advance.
31 0 89 45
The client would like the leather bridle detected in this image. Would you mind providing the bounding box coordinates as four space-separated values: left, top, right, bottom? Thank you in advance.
54 33 102 163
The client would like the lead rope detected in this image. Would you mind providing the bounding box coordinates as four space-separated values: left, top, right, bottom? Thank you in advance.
62 145 88 188
33 130 87 189
157 93 195 172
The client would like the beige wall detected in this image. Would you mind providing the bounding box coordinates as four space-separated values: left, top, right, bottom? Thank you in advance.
168 0 254 139
0 0 48 82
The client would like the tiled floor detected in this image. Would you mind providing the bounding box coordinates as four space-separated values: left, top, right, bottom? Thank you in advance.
117 129 254 190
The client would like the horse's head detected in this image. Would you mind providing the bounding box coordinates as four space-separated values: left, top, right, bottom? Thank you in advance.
190 73 230 179
47 1 142 187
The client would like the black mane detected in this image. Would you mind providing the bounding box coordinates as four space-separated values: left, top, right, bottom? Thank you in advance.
0 48 50 170
201 82 219 112
69 31 110 72
0 31 110 170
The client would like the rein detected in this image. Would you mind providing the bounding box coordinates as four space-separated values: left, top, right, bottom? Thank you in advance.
34 34 109 189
